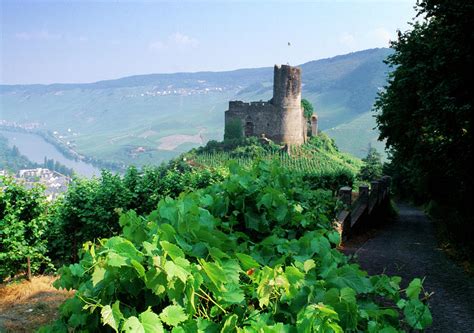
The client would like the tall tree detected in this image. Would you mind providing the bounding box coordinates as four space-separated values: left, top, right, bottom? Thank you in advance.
375 0 473 249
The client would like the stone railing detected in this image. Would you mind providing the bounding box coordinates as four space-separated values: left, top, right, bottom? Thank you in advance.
337 176 391 241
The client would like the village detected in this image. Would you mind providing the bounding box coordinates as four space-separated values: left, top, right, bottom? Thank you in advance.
0 167 69 201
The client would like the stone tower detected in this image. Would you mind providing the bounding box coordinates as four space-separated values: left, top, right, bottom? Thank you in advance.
272 65 305 144
225 64 307 145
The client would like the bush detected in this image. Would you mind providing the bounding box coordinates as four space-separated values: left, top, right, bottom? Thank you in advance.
0 176 53 281
47 163 226 265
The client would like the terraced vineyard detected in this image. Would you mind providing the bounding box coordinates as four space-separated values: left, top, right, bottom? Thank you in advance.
187 134 362 180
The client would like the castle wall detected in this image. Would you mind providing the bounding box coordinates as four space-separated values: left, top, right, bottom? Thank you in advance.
224 64 306 145
225 102 282 141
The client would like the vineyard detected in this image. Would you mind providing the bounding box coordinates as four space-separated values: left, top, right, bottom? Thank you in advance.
186 134 363 193
189 135 361 174
1 135 432 332
37 161 430 332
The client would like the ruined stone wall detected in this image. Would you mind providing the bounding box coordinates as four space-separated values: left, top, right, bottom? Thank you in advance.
224 64 306 145
225 102 282 141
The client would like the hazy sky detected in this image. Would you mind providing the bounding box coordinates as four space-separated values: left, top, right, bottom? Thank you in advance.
1 0 417 84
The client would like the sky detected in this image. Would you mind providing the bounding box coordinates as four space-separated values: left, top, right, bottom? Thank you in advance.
0 0 417 85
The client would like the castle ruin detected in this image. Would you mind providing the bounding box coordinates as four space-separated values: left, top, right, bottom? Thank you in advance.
225 64 316 145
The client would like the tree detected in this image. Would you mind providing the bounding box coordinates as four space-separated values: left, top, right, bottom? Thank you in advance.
359 146 383 182
374 0 473 250
301 98 314 120
301 99 315 137
224 119 243 141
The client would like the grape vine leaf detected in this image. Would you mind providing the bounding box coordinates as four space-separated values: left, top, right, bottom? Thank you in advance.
159 305 188 327
139 309 164 333
123 316 145 333
406 278 422 300
92 266 106 286
100 301 123 332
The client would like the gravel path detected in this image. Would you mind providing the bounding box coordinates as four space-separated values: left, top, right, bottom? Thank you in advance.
349 202 474 332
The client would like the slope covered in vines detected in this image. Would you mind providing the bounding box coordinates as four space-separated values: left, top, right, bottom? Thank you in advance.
41 161 431 332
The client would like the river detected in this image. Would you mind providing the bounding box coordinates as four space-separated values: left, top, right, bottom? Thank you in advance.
0 130 101 177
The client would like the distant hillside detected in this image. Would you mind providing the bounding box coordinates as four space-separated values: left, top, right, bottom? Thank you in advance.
0 48 392 165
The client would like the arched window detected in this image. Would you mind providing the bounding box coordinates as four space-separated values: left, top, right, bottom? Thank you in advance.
245 121 254 137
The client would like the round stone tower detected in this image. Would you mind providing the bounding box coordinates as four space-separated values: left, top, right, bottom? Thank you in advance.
272 64 305 144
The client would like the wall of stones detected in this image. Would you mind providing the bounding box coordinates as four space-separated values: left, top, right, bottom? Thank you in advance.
224 64 306 145
225 102 282 141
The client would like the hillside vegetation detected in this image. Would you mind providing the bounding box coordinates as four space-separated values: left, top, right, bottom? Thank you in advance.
1 130 433 331
186 133 362 193
0 48 391 166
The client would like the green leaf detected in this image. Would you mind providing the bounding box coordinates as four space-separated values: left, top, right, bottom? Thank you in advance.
406 278 422 299
221 259 242 285
101 301 123 332
235 253 259 271
131 259 146 278
160 241 185 260
159 305 188 327
164 260 189 283
107 252 129 267
139 309 164 333
303 259 316 273
327 265 372 293
220 284 245 304
92 266 106 286
123 316 145 333
327 231 340 245
275 205 288 222
199 259 225 287
105 237 142 262
396 299 406 309
258 193 273 209
69 263 85 277
403 299 432 329
221 314 238 332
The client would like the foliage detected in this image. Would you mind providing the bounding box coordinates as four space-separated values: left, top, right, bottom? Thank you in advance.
189 133 361 194
196 136 282 159
302 98 314 120
302 99 315 137
42 162 431 332
0 134 36 172
224 119 243 141
47 161 225 264
374 0 473 251
0 176 53 281
358 147 383 182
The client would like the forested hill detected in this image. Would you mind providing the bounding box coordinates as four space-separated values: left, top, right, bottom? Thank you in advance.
0 48 392 165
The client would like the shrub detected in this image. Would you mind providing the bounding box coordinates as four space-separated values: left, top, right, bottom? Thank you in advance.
0 176 53 281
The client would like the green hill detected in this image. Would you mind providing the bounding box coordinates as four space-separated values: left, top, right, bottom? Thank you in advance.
0 48 391 165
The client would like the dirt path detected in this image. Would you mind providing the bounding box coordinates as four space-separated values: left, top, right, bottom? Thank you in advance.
0 276 73 332
345 203 474 332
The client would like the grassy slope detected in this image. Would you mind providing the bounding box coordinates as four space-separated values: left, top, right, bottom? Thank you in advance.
325 112 387 160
